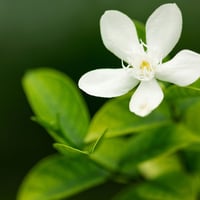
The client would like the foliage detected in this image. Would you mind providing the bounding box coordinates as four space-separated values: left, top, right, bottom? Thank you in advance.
18 21 200 200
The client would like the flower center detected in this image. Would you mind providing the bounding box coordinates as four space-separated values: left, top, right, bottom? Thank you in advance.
140 60 150 70
122 59 155 81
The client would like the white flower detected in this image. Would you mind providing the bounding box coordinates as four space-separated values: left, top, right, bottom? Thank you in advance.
78 3 200 117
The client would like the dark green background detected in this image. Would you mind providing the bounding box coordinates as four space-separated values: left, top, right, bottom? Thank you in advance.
1 0 200 199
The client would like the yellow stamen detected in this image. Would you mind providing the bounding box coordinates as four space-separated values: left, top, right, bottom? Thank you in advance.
140 60 151 70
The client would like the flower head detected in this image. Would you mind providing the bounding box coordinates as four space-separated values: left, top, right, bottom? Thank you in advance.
78 3 200 117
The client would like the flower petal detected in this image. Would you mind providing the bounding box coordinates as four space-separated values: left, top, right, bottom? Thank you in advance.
100 10 143 62
78 68 139 98
146 3 182 60
156 50 200 86
129 79 164 117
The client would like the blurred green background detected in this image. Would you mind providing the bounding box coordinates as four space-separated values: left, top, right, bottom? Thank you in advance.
1 0 200 199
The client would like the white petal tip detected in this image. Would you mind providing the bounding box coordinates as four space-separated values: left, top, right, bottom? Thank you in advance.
160 3 179 9
78 77 84 91
78 75 92 95
100 9 142 62
129 80 164 117
156 50 200 86
102 10 119 15
129 104 153 117
129 98 164 117
146 3 182 59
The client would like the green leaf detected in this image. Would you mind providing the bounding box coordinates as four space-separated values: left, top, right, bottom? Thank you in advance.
181 100 200 181
90 137 127 172
54 140 134 183
54 130 107 157
86 93 171 142
164 82 200 121
54 143 88 157
88 129 108 154
17 154 109 200
182 144 200 173
183 101 200 137
165 85 200 100
138 155 183 180
181 100 200 173
89 137 140 180
182 145 200 196
22 68 89 148
189 78 200 89
89 124 194 181
113 171 198 200
120 124 200 173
